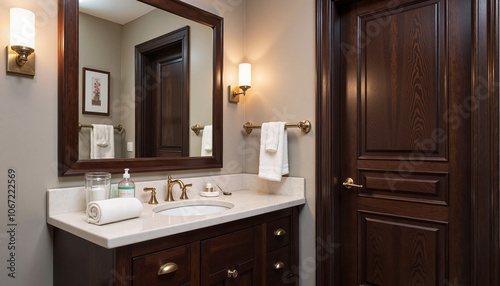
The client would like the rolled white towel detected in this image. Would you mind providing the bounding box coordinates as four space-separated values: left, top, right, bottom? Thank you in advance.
87 198 143 225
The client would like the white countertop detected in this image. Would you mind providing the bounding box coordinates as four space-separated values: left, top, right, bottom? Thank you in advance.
47 174 305 249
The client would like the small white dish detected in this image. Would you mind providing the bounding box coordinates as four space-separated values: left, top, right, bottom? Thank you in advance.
200 190 220 197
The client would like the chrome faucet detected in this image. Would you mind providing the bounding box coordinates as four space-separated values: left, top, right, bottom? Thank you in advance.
166 175 192 201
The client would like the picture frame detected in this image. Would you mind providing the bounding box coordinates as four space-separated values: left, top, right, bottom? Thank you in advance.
82 68 110 116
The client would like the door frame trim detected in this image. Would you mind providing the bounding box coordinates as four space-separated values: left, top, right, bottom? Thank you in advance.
315 0 500 284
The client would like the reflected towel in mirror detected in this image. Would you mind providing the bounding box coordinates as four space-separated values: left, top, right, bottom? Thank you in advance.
91 124 115 159
201 125 213 156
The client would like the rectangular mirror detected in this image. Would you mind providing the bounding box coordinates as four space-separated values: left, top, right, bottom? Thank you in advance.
58 0 223 176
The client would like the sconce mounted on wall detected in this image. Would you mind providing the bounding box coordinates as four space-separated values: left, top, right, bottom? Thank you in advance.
7 8 36 77
228 63 251 103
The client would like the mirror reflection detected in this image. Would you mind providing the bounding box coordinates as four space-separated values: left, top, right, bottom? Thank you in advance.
77 0 213 160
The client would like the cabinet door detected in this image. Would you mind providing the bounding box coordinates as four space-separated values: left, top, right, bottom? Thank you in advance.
201 228 257 286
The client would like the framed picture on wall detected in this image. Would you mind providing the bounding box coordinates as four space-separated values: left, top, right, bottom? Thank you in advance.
82 68 110 116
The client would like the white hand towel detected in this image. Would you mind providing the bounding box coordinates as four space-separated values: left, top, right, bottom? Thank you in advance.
265 122 281 153
201 125 213 156
87 198 143 225
93 124 110 147
90 124 115 159
259 122 289 181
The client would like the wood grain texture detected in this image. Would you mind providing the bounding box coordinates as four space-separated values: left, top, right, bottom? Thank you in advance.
359 214 445 286
266 216 291 252
132 244 191 285
359 170 448 205
360 1 447 160
315 0 341 285
53 229 115 286
318 0 499 285
472 0 500 284
201 228 254 275
340 0 471 285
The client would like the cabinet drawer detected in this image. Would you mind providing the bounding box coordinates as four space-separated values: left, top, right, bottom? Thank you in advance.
201 227 254 274
133 244 192 286
266 216 291 252
266 246 291 285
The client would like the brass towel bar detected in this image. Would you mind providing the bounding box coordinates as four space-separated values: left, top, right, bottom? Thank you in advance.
243 120 311 134
78 123 124 132
191 124 204 135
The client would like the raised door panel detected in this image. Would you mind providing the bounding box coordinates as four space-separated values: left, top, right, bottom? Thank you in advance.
359 0 447 161
359 213 446 286
358 170 448 205
201 228 255 286
158 59 184 157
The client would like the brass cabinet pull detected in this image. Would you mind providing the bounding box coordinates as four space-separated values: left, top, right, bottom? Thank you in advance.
273 228 286 236
274 261 285 270
157 262 178 275
342 177 363 189
227 269 238 278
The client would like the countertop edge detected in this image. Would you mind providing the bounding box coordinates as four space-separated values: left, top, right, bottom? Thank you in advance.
47 197 305 249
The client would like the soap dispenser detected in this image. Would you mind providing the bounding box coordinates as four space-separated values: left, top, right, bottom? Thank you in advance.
118 168 135 198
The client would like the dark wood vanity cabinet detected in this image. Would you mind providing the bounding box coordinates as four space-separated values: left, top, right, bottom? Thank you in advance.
53 207 299 286
201 227 257 285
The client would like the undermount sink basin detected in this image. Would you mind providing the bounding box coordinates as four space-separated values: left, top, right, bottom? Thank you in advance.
153 200 234 216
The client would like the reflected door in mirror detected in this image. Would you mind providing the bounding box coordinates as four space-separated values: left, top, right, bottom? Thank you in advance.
135 27 189 158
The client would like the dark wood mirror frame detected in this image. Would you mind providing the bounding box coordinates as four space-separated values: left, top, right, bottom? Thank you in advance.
58 0 223 176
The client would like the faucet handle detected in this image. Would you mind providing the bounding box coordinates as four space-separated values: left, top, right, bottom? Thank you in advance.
143 187 159 205
180 184 192 200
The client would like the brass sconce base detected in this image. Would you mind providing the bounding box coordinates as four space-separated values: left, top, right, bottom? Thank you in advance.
228 85 241 103
228 85 250 103
6 46 35 77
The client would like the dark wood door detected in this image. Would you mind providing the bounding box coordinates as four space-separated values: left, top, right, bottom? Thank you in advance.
135 27 190 158
339 0 471 285
152 50 189 158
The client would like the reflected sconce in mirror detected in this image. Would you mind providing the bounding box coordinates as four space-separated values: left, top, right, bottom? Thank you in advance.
7 8 35 77
228 63 251 103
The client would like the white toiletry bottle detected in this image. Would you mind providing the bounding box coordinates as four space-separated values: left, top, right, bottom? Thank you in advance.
118 168 135 198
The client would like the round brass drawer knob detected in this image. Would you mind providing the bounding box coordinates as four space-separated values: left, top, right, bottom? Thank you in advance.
158 262 178 275
274 261 285 270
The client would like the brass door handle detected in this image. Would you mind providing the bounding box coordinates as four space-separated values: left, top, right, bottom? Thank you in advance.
227 269 238 278
343 177 363 189
157 262 178 275
274 261 285 270
273 228 286 236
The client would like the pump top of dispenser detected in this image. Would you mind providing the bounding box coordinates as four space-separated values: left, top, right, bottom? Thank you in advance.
123 168 130 179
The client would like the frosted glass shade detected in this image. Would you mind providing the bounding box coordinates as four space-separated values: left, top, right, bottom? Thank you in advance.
238 63 251 87
10 8 35 49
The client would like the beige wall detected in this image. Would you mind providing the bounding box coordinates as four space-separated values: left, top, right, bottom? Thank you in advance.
0 0 244 285
79 12 124 158
244 0 316 284
0 0 315 285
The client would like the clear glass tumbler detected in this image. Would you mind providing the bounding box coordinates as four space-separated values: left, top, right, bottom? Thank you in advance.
85 172 111 205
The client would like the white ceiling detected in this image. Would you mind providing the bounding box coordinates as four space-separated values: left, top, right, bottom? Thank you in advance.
79 0 156 25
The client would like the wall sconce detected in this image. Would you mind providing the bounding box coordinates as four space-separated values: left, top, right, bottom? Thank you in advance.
7 8 36 77
228 63 251 103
